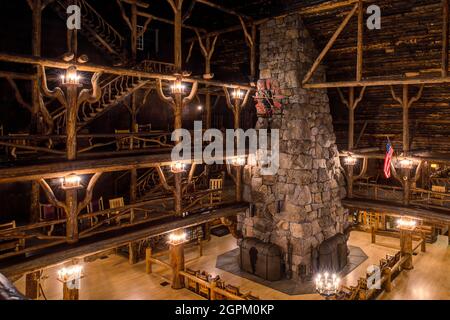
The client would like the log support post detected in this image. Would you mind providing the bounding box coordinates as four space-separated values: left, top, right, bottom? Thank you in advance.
337 87 366 198
39 173 102 244
129 241 139 264
371 225 376 244
400 227 414 270
421 231 426 253
390 84 425 206
146 247 153 274
169 240 185 289
25 271 41 300
443 0 449 77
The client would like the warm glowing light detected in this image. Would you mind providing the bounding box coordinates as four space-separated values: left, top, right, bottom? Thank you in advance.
61 66 81 85
344 155 357 166
430 163 439 169
171 79 186 94
315 272 340 298
57 265 83 283
232 88 244 100
397 157 414 169
197 105 203 111
397 218 417 230
229 156 246 166
60 174 81 189
167 232 187 245
170 162 186 173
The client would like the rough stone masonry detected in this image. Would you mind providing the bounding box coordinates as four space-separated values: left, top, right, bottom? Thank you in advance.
237 13 348 280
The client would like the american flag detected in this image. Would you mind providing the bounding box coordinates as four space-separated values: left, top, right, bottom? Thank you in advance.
384 143 394 178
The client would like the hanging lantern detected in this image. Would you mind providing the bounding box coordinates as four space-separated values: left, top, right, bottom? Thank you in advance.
60 174 82 190
61 66 81 86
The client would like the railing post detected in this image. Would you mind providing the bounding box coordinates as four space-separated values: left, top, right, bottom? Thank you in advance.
210 280 217 300
400 227 414 270
371 225 376 244
382 267 392 292
146 247 152 274
421 231 426 252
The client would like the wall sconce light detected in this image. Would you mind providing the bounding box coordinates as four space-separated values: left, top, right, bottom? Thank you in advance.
170 162 186 173
57 265 84 283
232 88 244 100
61 66 81 86
229 156 246 166
397 218 417 230
60 174 82 190
430 163 439 169
396 157 414 169
171 78 186 95
344 155 357 166
167 231 187 245
197 105 203 111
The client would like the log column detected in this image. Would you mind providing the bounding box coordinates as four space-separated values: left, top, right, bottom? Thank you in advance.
169 236 185 289
337 86 366 199
25 271 41 300
399 225 415 270
65 82 80 161
30 0 43 224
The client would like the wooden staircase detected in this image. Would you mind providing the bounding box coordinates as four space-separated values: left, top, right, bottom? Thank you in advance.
53 0 128 65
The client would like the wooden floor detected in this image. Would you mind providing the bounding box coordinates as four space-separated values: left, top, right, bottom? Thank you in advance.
13 231 450 300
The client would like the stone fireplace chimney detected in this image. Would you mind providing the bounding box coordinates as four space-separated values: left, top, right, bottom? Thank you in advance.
238 13 348 280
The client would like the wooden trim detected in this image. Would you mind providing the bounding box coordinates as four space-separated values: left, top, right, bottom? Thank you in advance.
302 4 358 85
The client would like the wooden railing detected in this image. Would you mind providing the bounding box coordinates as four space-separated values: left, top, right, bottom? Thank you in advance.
353 182 450 211
0 189 231 261
337 236 425 300
0 132 174 160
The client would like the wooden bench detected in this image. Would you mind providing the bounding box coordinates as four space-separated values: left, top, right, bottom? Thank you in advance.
0 221 24 252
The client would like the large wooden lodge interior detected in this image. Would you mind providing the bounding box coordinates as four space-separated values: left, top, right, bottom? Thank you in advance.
0 0 449 301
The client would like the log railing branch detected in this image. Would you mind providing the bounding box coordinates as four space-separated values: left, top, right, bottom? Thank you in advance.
38 179 67 211
77 72 102 106
77 172 103 214
183 81 199 105
156 79 175 107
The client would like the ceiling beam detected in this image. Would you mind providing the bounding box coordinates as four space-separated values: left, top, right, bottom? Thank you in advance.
303 77 450 88
194 0 252 20
0 53 253 90
137 11 207 33
119 0 149 8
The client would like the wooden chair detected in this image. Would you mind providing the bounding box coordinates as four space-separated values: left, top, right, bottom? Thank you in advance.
0 221 24 252
87 197 104 227
242 292 260 300
115 129 140 150
186 268 200 293
209 179 223 204
109 197 126 224
137 123 152 132
197 273 211 299
39 204 63 236
225 284 241 297
7 133 33 159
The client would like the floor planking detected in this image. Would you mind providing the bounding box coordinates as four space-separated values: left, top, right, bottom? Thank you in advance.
12 231 450 300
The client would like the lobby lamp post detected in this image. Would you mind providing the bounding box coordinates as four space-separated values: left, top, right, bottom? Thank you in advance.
315 272 341 300
40 61 102 161
167 230 187 290
57 264 84 300
39 173 102 243
156 75 197 216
